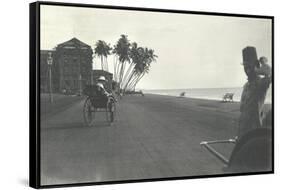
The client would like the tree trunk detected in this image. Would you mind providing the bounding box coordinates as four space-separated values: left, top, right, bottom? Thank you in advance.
127 73 139 90
113 56 116 81
119 61 126 87
106 57 109 71
123 70 136 91
132 72 145 90
116 60 122 83
105 57 108 71
124 63 136 85
101 56 104 70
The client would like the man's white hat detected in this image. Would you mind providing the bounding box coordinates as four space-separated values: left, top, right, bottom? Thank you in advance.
97 76 106 81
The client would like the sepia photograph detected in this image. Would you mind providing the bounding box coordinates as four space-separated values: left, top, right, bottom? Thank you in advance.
37 2 273 187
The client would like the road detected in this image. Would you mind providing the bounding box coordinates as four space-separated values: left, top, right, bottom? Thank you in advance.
41 94 239 185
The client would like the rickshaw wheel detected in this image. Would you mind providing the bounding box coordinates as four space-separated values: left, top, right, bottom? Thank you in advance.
83 97 95 126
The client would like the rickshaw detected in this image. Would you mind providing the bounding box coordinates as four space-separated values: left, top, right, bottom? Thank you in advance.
200 110 272 173
83 85 116 126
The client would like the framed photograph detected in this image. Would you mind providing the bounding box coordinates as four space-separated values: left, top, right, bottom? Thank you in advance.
30 1 274 188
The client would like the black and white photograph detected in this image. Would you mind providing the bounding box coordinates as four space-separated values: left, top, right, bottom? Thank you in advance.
33 1 273 188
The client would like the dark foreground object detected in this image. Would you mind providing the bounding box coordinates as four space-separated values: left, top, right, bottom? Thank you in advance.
201 128 272 173
227 128 272 172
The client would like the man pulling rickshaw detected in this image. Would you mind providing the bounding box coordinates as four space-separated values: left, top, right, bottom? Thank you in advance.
201 47 272 172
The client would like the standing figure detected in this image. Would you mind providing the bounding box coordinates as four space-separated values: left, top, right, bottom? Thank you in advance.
237 47 272 139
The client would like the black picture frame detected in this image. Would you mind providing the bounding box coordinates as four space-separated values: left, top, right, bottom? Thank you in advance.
30 1 274 188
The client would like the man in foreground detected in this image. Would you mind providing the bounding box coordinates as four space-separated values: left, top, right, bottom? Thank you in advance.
237 49 272 139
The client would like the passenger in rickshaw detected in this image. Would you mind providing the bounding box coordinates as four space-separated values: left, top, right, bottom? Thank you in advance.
95 76 111 105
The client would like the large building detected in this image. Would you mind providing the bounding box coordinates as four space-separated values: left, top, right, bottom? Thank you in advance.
40 37 115 95
40 38 93 94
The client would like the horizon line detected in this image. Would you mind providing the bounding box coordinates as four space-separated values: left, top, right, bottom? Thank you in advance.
138 86 244 91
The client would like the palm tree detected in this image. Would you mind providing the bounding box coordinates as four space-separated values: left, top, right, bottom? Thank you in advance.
123 46 146 91
122 42 139 89
130 65 149 91
94 40 111 71
113 35 131 87
93 35 157 93
127 61 147 91
126 47 157 91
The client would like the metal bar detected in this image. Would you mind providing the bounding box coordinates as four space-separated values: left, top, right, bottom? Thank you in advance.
201 139 236 145
90 111 108 112
200 142 229 165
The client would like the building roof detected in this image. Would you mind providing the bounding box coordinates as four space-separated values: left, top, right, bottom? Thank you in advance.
56 37 91 49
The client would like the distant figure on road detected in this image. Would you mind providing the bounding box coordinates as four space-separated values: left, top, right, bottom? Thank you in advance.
222 93 234 102
179 92 186 97
237 50 272 139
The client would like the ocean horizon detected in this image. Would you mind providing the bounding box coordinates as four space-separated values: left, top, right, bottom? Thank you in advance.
142 86 272 104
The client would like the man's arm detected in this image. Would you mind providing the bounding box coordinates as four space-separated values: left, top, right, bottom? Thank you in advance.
97 83 110 96
257 63 272 97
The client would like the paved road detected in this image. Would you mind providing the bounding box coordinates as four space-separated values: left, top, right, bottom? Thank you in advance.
41 95 238 185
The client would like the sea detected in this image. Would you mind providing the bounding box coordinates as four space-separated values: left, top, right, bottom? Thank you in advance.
143 86 272 104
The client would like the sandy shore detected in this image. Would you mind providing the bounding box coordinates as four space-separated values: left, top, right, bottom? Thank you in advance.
40 93 272 185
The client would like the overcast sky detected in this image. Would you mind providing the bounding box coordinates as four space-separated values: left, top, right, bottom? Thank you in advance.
41 5 272 89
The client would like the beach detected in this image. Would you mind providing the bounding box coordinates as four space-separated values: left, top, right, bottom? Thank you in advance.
143 86 272 103
40 93 271 185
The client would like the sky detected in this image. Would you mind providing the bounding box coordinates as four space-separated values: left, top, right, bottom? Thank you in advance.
41 5 272 90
